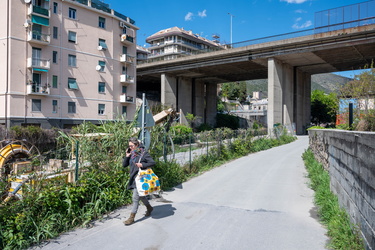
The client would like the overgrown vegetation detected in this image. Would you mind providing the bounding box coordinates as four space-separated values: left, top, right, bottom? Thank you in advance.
311 89 339 126
337 66 375 131
302 149 364 250
0 121 295 249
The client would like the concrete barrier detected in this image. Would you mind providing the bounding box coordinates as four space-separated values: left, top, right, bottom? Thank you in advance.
308 129 375 250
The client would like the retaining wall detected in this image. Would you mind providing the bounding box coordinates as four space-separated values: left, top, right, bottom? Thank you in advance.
309 129 375 250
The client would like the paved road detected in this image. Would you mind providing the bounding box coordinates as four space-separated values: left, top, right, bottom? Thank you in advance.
35 136 329 250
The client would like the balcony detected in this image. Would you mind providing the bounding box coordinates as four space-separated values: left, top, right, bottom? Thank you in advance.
120 74 135 84
121 35 134 44
28 4 50 18
120 94 134 103
27 58 50 71
27 30 50 45
120 54 135 64
27 84 50 96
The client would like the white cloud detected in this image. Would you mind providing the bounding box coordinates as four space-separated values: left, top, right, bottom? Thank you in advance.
292 19 312 29
185 12 194 21
198 9 207 18
295 9 307 13
281 0 308 3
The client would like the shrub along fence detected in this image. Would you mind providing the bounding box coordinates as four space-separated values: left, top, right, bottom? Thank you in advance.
0 123 294 249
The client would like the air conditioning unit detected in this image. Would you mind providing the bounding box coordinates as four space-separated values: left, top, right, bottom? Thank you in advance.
119 22 125 28
95 65 102 71
23 20 31 28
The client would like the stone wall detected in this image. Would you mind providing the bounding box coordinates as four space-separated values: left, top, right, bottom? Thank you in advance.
309 129 375 250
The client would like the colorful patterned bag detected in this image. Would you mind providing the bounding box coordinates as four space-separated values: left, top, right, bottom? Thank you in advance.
135 168 161 196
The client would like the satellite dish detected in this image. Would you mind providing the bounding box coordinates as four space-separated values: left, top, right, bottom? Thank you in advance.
97 46 103 51
24 0 31 3
23 22 30 28
95 65 102 71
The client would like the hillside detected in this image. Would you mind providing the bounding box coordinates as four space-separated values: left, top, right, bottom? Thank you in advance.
245 73 352 97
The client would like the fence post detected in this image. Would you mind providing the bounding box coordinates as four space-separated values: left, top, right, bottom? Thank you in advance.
217 130 221 157
189 133 192 171
163 134 167 162
75 140 79 182
206 133 209 157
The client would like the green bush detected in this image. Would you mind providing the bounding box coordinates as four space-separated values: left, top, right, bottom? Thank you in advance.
196 123 213 132
216 114 239 130
0 166 131 249
169 124 193 144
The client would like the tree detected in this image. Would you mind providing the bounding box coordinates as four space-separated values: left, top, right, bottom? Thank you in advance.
339 67 375 130
220 81 247 102
340 68 375 116
311 90 339 126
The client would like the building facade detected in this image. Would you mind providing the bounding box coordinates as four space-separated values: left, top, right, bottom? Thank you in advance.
0 0 138 129
145 27 224 62
136 45 150 65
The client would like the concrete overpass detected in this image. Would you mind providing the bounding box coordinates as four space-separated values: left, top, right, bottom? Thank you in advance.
137 24 375 135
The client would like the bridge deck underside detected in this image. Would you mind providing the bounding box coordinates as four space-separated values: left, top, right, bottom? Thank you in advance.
138 25 375 85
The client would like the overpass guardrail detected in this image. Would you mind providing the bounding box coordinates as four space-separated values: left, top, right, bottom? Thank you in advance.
138 16 375 65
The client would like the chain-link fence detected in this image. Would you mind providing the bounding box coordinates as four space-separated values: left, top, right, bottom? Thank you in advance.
157 127 268 167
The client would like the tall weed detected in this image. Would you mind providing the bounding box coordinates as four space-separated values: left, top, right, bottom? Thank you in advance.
302 149 364 250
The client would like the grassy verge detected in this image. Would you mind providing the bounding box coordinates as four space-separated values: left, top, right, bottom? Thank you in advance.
302 149 364 250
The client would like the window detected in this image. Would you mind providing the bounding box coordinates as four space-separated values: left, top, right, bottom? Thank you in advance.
122 86 127 94
68 102 76 113
69 8 76 19
32 24 42 40
98 17 106 29
68 78 78 90
32 99 41 112
68 54 76 67
52 75 58 88
53 26 58 39
122 106 127 116
98 60 105 72
122 46 128 55
52 100 58 113
98 82 105 93
98 104 105 115
52 51 58 63
68 31 76 43
53 2 58 14
98 39 107 50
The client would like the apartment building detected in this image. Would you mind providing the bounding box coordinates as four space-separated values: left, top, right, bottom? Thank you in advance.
136 45 150 65
145 27 225 62
0 0 138 129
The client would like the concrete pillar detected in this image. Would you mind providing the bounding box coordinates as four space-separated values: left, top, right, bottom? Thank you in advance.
304 75 311 133
161 73 177 109
205 82 217 126
282 64 294 129
295 70 311 134
194 79 205 125
267 58 283 133
178 77 192 125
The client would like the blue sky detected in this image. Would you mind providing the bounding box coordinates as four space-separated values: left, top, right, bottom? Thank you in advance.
104 0 371 78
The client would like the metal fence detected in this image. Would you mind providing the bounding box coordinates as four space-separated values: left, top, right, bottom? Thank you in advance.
139 0 375 65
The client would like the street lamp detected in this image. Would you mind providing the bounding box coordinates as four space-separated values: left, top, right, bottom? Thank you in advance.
228 13 235 45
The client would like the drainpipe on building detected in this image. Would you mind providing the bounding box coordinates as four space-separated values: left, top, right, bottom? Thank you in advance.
5 0 10 130
24 2 29 125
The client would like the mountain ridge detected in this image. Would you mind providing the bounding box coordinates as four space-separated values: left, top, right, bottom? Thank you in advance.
246 73 352 96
